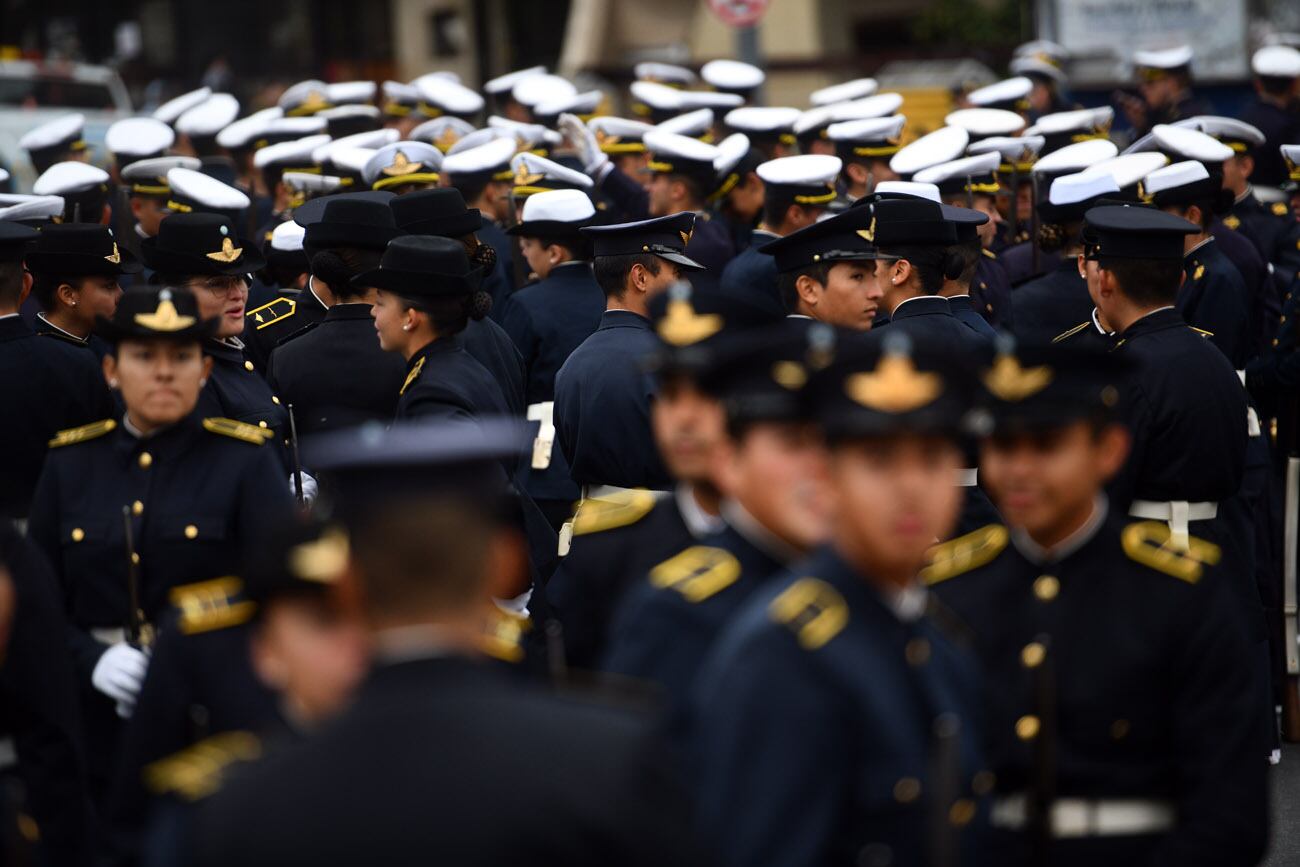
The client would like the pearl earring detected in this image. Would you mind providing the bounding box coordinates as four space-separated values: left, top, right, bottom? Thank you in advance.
109 378 119 387
402 323 412 331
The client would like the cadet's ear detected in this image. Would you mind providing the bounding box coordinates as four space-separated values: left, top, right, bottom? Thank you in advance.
102 353 118 390
1097 422 1131 481
483 527 529 600
18 270 31 306
844 162 870 187
56 281 79 310
794 272 823 307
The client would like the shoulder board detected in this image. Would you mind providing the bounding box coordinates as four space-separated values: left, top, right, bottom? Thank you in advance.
170 576 256 635
981 248 997 259
921 524 1009 586
143 730 262 802
768 577 848 650
247 297 296 330
1221 214 1241 230
48 418 117 448
202 417 274 445
1272 202 1288 217
1188 326 1214 338
649 545 741 603
1051 321 1090 344
572 489 658 536
478 608 529 664
1120 521 1221 584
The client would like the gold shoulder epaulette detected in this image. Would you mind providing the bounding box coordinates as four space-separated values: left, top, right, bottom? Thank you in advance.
1272 202 1288 217
202 417 274 445
170 576 256 635
48 418 116 448
981 248 997 259
921 524 1009 586
247 297 296 330
649 546 741 603
572 489 657 536
1189 326 1214 338
143 731 262 801
1051 321 1090 344
479 607 529 663
1120 521 1221 584
768 578 847 650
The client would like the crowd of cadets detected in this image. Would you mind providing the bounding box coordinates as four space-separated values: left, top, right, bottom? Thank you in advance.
0 34 1299 867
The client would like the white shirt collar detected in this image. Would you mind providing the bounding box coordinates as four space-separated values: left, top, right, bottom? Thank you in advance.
1186 237 1213 256
1090 307 1110 335
1011 495 1109 565
0 312 19 321
720 499 800 566
36 312 87 342
371 624 467 665
676 484 725 539
885 583 929 622
134 222 151 241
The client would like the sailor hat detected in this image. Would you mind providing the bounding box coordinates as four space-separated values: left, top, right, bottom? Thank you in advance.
810 77 879 106
363 142 443 190
889 126 970 177
410 116 477 152
105 117 175 162
153 87 212 125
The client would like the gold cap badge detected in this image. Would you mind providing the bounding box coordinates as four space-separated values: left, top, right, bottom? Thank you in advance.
104 242 121 265
858 216 876 243
983 354 1053 402
382 150 423 177
657 297 723 346
847 349 942 413
513 162 544 186
290 528 350 584
134 289 197 332
206 236 243 264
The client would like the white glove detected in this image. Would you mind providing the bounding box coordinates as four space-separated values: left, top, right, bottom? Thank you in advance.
288 471 319 506
91 643 149 717
558 112 610 179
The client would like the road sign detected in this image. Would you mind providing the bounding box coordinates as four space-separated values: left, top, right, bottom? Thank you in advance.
707 0 770 28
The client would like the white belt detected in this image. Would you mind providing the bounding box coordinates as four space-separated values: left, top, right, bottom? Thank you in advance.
526 402 556 470
991 794 1176 838
90 627 127 645
956 468 978 487
1128 499 1217 552
1236 371 1262 437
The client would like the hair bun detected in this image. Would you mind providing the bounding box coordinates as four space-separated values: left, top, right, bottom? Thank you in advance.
942 250 966 281
1036 222 1067 253
466 289 493 321
310 250 352 291
470 242 497 271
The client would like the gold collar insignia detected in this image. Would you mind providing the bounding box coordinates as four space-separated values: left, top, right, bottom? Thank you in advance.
400 355 426 396
983 354 1053 402
382 150 423 177
104 242 122 265
206 236 243 264
134 290 196 332
847 352 942 413
657 298 722 346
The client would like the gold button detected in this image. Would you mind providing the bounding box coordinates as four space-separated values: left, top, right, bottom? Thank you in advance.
257 420 268 429
272 396 281 405
971 770 996 795
1110 719 1131 740
130 552 140 565
184 524 198 540
949 798 976 827
138 451 153 468
893 777 921 804
1274 338 1280 347
70 527 84 542
244 360 255 371
131 500 144 515
1021 642 1046 668
1015 715 1040 741
1032 575 1059 601
905 638 930 666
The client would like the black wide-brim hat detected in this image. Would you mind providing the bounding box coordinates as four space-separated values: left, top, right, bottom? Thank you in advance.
302 195 403 253
352 234 484 297
24 224 143 276
95 286 219 344
140 212 266 276
389 188 483 239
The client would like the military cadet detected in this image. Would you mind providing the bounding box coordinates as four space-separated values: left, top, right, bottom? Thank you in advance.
153 87 213 128
33 161 112 224
827 114 907 201
602 315 832 738
1193 116 1300 304
388 188 527 415
415 72 486 122
718 154 841 319
26 223 137 359
757 201 885 330
628 80 742 125
361 141 443 195
107 514 367 864
889 124 970 184
499 189 603 528
966 76 1035 120
1010 41 1078 118
720 107 800 160
119 156 202 255
0 222 115 517
0 522 92 866
139 213 291 448
379 80 422 135
1142 160 1253 367
18 114 88 175
1013 171 1121 345
708 134 765 253
554 212 704 491
257 219 309 298
1116 45 1210 138
266 197 405 434
937 203 1000 339
190 417 702 866
175 94 242 185
1022 107 1112 157
409 115 476 153
508 151 596 223
586 116 654 185
914 151 1014 328
165 167 252 230
929 339 1267 867
252 133 332 229
1240 45 1300 191
692 334 989 867
439 136 520 304
27 285 293 802
968 134 1044 253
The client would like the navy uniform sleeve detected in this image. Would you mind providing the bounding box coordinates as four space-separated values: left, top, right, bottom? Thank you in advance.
1149 569 1268 865
691 627 850 867
500 296 540 376
235 443 296 566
